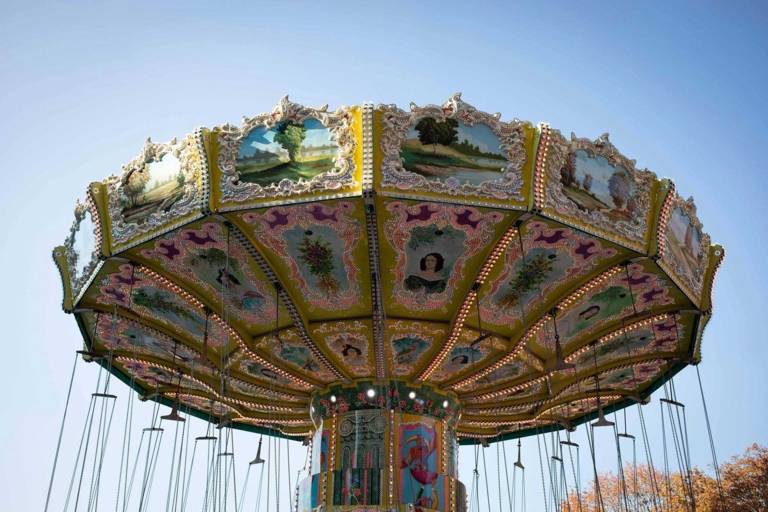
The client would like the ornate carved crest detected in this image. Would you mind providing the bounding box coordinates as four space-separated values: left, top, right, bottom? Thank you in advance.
106 132 205 250
379 93 529 202
541 131 656 249
216 96 357 207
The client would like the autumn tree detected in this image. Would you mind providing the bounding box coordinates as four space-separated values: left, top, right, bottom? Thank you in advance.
560 154 577 188
582 173 593 192
274 121 307 162
564 444 768 512
608 171 631 210
121 167 150 207
719 444 768 511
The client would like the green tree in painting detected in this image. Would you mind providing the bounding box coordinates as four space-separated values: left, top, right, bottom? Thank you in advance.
297 235 339 296
414 117 459 154
436 118 459 146
274 121 307 162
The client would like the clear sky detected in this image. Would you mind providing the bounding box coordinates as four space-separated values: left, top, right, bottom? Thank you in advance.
1 1 767 510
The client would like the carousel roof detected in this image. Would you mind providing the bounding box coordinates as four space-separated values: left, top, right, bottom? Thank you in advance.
53 94 723 442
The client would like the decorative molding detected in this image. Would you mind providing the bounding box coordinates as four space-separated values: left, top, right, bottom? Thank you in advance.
658 192 711 303
61 193 103 306
361 102 386 379
532 123 551 209
540 131 656 250
105 133 205 252
361 102 375 193
379 93 529 202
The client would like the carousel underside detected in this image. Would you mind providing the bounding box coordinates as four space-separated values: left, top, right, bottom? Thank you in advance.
54 94 722 511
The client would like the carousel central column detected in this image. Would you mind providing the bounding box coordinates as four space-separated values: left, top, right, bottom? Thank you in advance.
298 381 466 511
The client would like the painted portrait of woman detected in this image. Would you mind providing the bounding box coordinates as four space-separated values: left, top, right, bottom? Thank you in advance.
404 252 447 294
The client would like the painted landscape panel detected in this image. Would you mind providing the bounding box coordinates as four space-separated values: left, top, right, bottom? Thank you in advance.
400 117 508 185
236 118 338 186
120 153 186 224
559 150 639 221
667 206 703 279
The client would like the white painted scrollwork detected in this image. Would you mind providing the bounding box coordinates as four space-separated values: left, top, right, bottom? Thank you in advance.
216 96 357 205
62 196 102 300
106 132 205 249
661 194 711 300
379 93 529 201
542 131 656 248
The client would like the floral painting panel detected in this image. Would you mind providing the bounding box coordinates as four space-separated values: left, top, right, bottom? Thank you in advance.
242 202 365 313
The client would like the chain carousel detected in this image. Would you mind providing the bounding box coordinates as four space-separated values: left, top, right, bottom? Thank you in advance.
51 94 723 512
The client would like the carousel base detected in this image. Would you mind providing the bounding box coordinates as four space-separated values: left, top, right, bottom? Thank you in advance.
300 385 466 511
298 470 466 511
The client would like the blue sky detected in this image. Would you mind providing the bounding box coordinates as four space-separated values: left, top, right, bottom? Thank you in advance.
1 1 767 510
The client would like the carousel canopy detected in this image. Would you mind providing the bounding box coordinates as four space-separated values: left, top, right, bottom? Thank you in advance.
53 94 722 443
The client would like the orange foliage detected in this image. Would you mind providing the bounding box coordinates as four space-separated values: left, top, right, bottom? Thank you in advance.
563 444 767 512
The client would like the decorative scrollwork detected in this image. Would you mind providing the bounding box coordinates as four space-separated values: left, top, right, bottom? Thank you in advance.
660 193 711 300
62 196 101 301
106 133 204 250
542 131 656 249
216 96 357 206
379 93 529 202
